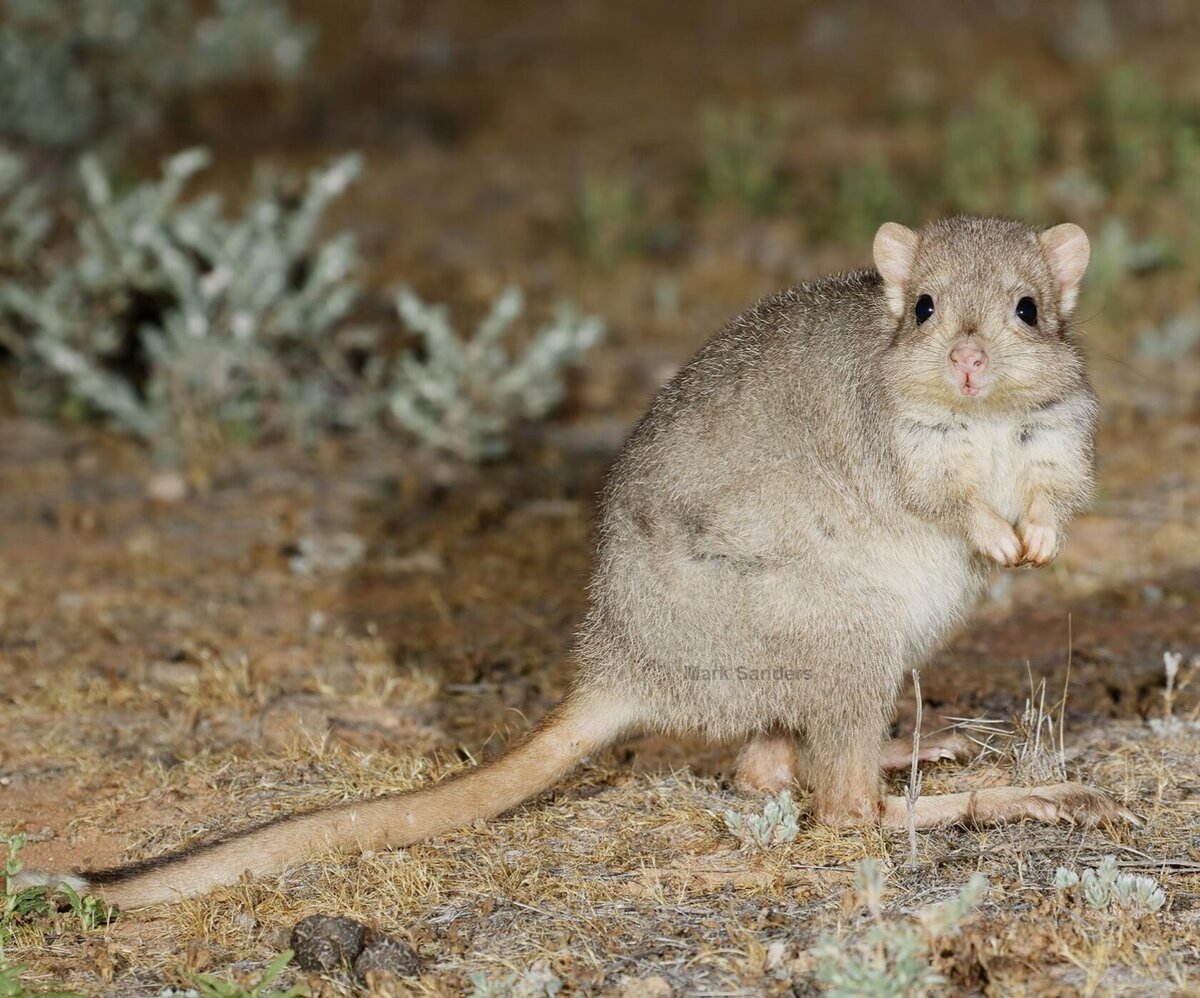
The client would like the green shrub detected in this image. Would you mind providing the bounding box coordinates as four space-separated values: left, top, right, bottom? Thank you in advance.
388 287 603 461
814 860 988 998
1169 125 1200 254
699 102 791 215
830 153 905 243
0 145 606 464
1088 65 1173 196
0 151 51 278
574 174 645 268
1079 215 1173 322
942 76 1044 218
0 149 369 459
0 0 312 151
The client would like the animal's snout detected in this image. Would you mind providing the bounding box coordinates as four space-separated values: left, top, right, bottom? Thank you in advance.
949 341 988 374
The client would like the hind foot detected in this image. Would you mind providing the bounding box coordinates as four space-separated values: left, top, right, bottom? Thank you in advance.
879 782 1141 828
880 731 973 771
735 733 800 794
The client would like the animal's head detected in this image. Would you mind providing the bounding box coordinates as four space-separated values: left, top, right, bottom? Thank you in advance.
873 216 1090 412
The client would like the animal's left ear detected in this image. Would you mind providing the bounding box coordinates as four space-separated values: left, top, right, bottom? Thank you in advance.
1039 223 1090 315
873 222 918 320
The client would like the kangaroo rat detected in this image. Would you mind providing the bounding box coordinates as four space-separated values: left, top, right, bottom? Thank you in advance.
20 216 1136 908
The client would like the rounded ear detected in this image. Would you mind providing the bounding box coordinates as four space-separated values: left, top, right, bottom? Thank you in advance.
1039 223 1090 315
873 223 918 319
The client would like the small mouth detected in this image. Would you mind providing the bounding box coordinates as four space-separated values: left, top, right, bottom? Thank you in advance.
949 372 993 399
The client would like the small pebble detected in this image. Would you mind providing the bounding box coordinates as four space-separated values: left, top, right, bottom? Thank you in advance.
146 470 188 504
288 532 366 576
289 914 366 972
354 935 421 982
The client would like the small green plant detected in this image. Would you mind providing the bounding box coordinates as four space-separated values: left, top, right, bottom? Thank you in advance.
1088 65 1173 196
1054 856 1167 915
2 834 46 955
814 859 988 998
941 75 1043 218
467 962 562 998
57 885 112 934
0 965 24 998
0 0 312 151
1 834 89 998
723 790 800 849
699 102 790 215
574 174 644 268
388 286 603 461
182 951 305 998
0 151 51 278
830 153 905 245
0 962 83 998
3 832 116 951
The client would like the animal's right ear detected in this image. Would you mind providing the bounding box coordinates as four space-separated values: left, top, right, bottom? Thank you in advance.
1039 223 1090 316
873 223 918 320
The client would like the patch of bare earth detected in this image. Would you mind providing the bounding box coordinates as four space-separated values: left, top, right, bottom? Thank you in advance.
1 408 1198 994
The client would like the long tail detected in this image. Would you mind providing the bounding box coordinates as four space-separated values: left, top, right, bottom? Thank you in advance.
17 693 629 908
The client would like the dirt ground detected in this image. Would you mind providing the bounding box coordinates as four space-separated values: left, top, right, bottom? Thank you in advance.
2 2 1200 995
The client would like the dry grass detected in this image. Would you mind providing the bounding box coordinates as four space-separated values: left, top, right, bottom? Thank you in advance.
3 4 1200 994
1 442 1197 995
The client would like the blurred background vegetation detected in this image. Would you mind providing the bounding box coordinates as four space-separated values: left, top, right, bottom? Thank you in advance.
0 0 1198 465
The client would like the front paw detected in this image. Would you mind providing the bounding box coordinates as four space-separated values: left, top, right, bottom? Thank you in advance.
1016 521 1059 567
970 514 1022 567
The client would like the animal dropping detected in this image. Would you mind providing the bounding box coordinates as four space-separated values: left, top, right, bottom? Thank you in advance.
19 217 1137 908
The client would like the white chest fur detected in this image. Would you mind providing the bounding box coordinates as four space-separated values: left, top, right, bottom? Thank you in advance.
966 417 1029 523
895 402 1081 530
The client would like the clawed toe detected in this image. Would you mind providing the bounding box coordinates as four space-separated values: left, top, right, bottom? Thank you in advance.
881 731 974 771
1016 522 1059 568
1001 784 1141 827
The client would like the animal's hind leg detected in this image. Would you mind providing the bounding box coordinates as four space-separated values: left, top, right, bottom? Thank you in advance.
879 785 1139 828
792 731 973 787
808 721 1138 828
735 731 801 794
733 727 962 797
806 710 889 823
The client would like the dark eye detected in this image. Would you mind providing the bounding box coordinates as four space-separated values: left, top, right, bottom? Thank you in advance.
1016 296 1037 326
914 294 935 325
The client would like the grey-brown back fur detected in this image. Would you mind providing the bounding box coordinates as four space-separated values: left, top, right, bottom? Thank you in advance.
575 217 1095 750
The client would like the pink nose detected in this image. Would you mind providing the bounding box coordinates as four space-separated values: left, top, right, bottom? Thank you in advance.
950 342 988 374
